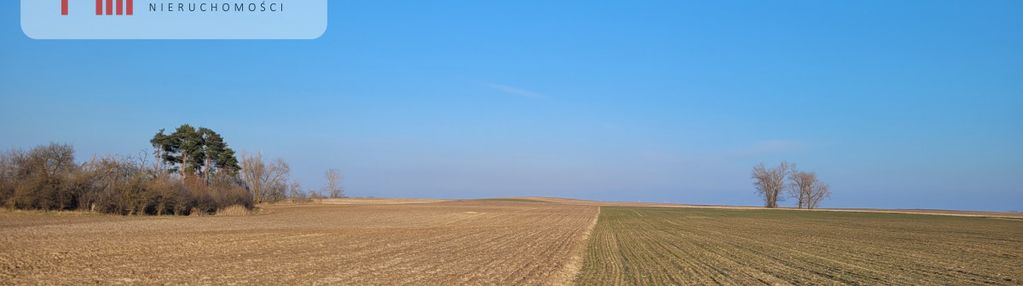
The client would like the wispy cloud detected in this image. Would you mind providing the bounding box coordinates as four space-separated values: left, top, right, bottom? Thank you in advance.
487 83 546 99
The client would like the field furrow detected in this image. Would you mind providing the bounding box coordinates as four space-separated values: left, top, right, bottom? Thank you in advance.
576 207 1023 286
0 200 598 285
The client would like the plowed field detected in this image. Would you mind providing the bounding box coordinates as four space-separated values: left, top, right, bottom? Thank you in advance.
576 207 1023 285
4 200 1020 285
0 200 598 285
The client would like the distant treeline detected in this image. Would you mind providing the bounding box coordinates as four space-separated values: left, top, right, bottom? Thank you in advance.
0 124 344 215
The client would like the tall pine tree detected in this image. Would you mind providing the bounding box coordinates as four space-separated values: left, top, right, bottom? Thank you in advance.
151 124 240 183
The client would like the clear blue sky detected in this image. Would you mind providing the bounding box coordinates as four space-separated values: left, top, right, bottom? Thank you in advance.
2 1 1021 211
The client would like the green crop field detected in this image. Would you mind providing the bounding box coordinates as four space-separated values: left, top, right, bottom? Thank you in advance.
576 207 1023 285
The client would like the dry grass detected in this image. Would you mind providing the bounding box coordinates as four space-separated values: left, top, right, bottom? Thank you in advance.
313 197 448 205
215 205 253 216
577 206 1023 285
0 200 597 285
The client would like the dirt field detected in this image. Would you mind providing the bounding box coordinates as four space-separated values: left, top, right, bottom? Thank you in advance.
577 206 1023 285
4 199 1021 285
314 198 449 205
0 200 598 285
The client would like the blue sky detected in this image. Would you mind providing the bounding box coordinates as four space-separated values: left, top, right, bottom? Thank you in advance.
2 1 1021 211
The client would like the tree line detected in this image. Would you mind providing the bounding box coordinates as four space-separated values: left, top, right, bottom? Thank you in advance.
0 124 345 215
752 162 830 209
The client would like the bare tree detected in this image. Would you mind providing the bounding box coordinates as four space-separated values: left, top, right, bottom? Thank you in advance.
325 169 343 198
240 153 291 204
789 168 831 209
288 181 306 201
752 161 790 208
0 150 15 208
789 170 814 209
806 182 830 209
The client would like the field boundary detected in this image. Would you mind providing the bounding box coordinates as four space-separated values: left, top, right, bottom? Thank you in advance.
550 206 600 285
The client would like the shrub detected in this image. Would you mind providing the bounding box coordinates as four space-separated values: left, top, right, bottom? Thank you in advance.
0 144 253 215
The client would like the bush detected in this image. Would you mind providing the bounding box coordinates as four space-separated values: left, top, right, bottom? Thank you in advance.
0 144 76 210
0 144 253 215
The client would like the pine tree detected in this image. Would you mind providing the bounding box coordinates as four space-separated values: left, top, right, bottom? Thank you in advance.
150 124 240 183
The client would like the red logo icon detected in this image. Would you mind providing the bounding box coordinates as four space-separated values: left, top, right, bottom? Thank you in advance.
62 0 133 16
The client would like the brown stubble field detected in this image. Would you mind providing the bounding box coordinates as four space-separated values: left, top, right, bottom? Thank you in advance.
0 200 598 285
577 206 1023 286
